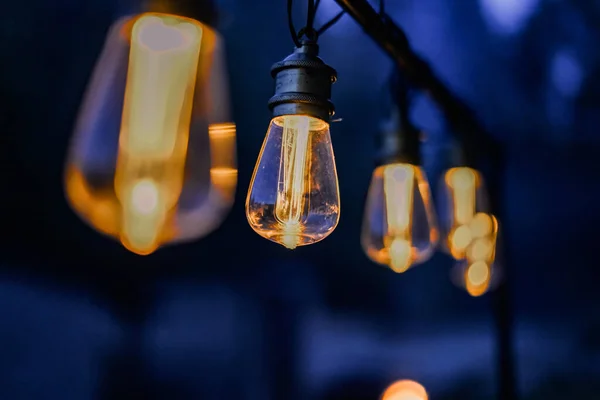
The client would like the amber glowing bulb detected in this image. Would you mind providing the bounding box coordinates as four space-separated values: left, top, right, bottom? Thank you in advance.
381 380 428 400
441 167 499 262
64 11 237 255
361 163 438 273
246 40 340 249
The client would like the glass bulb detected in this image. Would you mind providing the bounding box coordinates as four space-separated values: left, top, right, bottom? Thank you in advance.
246 115 340 249
439 167 497 260
381 380 428 400
64 13 237 255
361 163 438 273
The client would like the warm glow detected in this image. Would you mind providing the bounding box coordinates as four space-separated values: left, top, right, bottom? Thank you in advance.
130 179 160 215
389 237 412 273
468 237 494 262
120 179 167 255
361 163 438 271
275 115 311 247
449 224 472 258
208 122 238 201
246 115 339 249
446 167 477 226
470 212 493 238
383 164 415 271
465 261 491 297
384 164 415 237
382 380 428 400
114 14 203 255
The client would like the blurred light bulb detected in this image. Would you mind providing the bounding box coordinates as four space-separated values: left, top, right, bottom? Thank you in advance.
64 12 237 255
441 167 500 295
246 115 340 249
361 163 438 273
381 380 428 400
440 167 497 260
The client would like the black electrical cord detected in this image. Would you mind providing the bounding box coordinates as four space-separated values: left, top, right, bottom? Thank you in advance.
287 0 302 47
317 10 346 35
287 0 346 45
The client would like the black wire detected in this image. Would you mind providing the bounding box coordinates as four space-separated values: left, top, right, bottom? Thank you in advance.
316 10 345 35
289 0 344 45
307 0 316 31
379 0 385 15
287 0 301 47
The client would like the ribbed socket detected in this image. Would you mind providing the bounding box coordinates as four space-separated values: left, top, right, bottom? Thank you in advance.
268 41 337 123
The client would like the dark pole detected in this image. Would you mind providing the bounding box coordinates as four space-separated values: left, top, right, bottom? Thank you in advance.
332 0 516 399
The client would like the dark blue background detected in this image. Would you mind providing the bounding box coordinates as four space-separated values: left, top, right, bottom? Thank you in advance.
1 0 600 398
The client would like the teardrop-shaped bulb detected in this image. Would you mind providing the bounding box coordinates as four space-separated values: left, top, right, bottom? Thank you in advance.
246 115 340 249
361 163 438 273
64 13 237 255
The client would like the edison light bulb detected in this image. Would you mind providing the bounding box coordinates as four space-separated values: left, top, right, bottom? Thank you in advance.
64 11 237 255
361 163 438 273
246 39 339 249
440 167 497 259
246 115 339 249
381 380 428 400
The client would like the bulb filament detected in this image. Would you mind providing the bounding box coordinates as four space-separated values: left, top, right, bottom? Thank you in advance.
275 116 311 249
383 164 415 272
114 14 203 254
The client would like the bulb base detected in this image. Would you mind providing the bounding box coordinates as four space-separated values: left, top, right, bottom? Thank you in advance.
268 40 337 122
376 107 421 166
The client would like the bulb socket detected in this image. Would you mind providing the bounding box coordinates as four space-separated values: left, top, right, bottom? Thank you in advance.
376 107 421 166
268 40 337 123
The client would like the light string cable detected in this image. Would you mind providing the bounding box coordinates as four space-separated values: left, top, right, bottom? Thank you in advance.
287 0 346 46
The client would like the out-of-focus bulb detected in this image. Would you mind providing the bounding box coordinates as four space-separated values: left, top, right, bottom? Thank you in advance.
361 163 438 273
381 380 428 400
441 167 500 295
246 115 340 249
64 12 237 255
441 167 498 260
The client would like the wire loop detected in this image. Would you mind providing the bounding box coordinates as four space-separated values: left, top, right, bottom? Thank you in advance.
287 0 344 47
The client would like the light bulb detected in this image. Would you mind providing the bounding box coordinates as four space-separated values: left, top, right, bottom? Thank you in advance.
246 115 340 249
361 163 438 273
381 380 428 400
440 167 500 295
246 39 339 249
440 167 496 260
64 12 237 255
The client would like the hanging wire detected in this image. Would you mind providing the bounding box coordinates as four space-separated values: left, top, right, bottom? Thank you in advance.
317 10 346 35
287 0 302 47
287 0 346 46
379 0 385 15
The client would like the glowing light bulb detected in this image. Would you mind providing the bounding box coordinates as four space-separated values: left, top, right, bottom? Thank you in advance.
361 163 438 272
382 380 428 400
246 115 340 249
64 12 237 255
440 167 497 260
441 167 500 295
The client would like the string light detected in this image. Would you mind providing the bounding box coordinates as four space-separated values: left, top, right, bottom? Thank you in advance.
64 10 237 255
246 0 342 249
361 74 438 272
